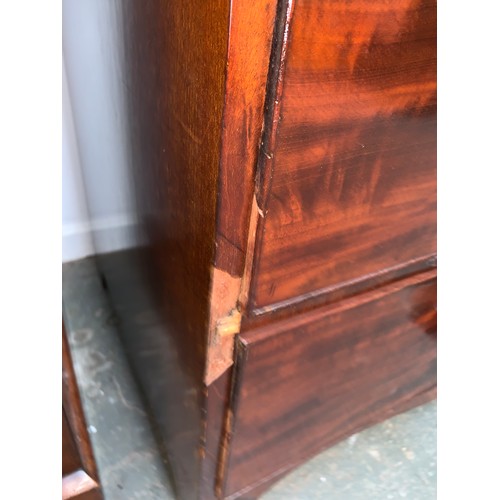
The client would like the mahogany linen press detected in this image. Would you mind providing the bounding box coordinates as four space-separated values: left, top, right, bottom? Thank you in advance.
96 0 437 498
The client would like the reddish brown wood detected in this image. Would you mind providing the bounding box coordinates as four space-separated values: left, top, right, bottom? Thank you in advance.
201 368 233 499
97 0 279 497
63 409 82 477
214 0 278 278
206 0 280 386
247 0 437 313
118 1 232 496
79 0 437 497
223 271 436 498
63 323 102 500
121 0 229 388
242 255 436 331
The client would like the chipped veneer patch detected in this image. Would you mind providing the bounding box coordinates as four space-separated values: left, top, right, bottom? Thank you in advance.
205 267 242 386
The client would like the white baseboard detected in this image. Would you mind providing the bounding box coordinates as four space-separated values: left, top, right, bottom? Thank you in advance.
91 214 142 256
62 214 142 262
62 220 95 262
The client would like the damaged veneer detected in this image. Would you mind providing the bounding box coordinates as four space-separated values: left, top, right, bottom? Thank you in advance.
94 0 437 497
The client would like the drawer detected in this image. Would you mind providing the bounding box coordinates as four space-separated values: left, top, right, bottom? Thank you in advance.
248 0 437 313
222 270 436 497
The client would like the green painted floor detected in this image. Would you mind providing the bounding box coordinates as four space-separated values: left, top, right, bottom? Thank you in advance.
63 257 436 500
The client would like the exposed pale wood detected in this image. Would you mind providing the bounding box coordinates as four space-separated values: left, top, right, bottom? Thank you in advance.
206 268 242 385
62 470 101 500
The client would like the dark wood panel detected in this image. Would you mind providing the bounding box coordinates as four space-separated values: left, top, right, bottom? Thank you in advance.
100 0 278 497
118 1 230 497
121 0 279 390
121 0 229 390
201 368 233 499
248 0 437 312
224 271 437 497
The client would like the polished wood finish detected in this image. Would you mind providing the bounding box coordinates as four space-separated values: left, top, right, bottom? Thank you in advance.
202 369 233 499
248 0 437 313
214 0 278 278
83 0 437 497
120 1 230 493
63 323 102 500
223 271 436 497
104 1 279 498
122 0 229 385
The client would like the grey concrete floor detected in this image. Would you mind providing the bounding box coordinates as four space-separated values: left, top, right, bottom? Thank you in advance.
62 257 436 500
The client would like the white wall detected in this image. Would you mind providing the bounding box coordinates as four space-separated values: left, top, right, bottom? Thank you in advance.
62 0 140 262
62 58 95 262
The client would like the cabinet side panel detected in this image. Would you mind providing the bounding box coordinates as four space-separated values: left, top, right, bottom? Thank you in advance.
98 1 230 498
121 0 228 373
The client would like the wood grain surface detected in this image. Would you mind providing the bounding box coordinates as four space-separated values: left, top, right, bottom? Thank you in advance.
119 1 230 497
86 0 437 497
109 0 278 496
223 271 437 498
201 368 233 499
248 0 437 313
122 0 229 386
207 0 279 385
214 0 278 278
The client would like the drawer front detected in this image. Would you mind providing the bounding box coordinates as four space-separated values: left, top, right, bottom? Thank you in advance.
223 271 436 497
249 0 436 312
